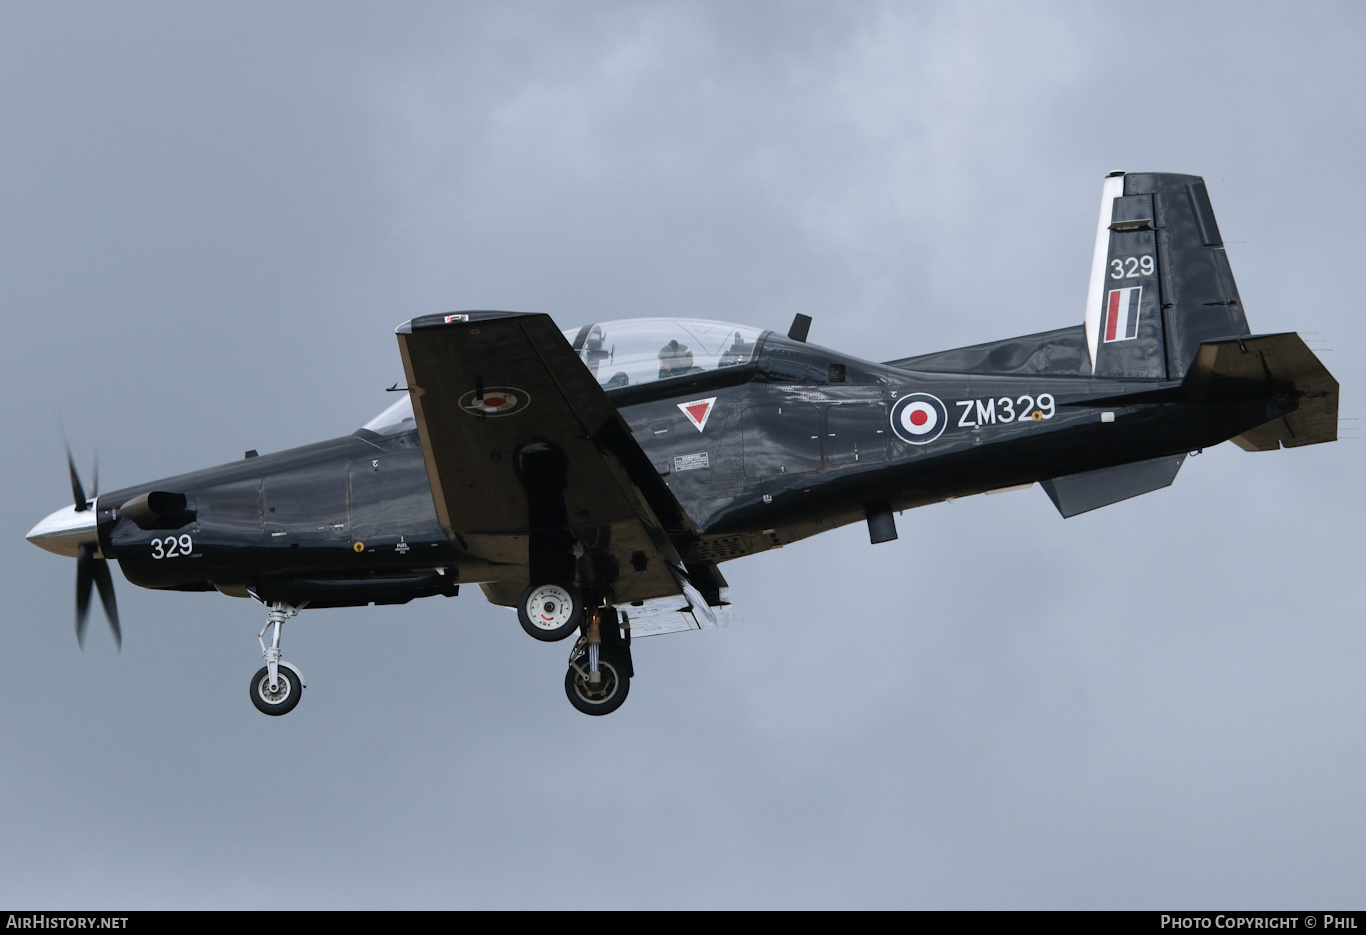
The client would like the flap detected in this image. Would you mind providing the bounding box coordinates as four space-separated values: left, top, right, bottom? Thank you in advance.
624 591 733 638
396 311 694 605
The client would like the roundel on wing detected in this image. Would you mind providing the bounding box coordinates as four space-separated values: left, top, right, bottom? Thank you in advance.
458 386 531 417
890 393 948 445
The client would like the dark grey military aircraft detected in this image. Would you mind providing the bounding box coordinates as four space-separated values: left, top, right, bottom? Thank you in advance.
27 172 1338 717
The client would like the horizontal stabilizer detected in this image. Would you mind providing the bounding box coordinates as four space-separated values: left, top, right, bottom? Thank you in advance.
1041 454 1186 518
1181 333 1338 450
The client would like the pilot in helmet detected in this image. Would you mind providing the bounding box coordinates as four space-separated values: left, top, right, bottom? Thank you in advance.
658 339 694 379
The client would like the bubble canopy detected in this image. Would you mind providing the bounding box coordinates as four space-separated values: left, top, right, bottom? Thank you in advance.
362 395 417 436
561 318 764 389
362 318 766 434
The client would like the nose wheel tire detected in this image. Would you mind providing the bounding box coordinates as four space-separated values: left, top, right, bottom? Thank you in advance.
517 583 583 642
565 653 630 716
250 665 303 716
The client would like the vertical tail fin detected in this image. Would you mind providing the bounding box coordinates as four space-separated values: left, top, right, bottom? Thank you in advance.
1085 172 1250 379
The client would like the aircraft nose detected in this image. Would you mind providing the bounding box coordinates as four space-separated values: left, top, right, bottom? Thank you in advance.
26 503 99 558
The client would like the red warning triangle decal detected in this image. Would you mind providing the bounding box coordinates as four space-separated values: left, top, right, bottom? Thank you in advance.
677 396 717 432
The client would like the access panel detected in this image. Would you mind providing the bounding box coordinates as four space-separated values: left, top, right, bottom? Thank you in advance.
824 403 888 466
742 404 821 478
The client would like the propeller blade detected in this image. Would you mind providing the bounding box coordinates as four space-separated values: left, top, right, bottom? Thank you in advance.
90 557 121 650
66 444 89 512
75 543 120 649
75 542 94 648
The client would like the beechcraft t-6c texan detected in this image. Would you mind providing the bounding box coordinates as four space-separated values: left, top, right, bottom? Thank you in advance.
27 172 1339 717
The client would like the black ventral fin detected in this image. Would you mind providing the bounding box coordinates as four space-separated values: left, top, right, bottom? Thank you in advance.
1041 454 1187 518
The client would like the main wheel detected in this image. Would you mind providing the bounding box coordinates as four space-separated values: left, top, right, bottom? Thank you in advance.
564 652 630 716
250 665 303 716
517 583 583 642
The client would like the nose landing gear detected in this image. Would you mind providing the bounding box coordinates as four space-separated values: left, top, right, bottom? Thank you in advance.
250 601 306 716
250 664 302 715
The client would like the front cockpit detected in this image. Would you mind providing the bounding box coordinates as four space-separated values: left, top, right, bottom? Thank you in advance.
560 319 765 390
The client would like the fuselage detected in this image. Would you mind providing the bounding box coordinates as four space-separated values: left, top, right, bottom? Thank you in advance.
25 173 1333 720
39 321 1280 609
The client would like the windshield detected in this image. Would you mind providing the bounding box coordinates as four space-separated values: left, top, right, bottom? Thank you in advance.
560 318 763 389
362 395 416 436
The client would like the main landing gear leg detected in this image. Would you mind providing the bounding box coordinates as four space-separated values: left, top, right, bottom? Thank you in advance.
564 604 632 716
250 602 306 716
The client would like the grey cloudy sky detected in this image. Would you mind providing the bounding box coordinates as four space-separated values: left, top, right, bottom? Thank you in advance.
1 0 1362 908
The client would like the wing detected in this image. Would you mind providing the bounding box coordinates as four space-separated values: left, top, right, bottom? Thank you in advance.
396 310 702 609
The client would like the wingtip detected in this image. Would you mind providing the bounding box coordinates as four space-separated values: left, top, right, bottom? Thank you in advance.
400 310 539 334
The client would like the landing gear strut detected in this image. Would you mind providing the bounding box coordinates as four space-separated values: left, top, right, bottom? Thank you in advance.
564 605 632 716
250 602 306 716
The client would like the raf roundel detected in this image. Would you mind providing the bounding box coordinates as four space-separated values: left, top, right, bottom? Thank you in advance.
890 393 948 445
458 386 531 417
